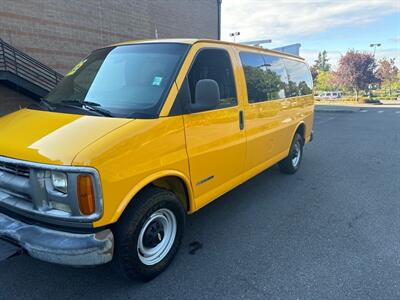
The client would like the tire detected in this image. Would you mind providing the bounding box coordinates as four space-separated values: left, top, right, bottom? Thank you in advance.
279 133 304 174
113 186 185 281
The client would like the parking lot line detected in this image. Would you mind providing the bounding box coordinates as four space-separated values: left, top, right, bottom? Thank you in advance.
378 111 384 113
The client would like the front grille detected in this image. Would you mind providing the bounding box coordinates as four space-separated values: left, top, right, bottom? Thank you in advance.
0 161 30 177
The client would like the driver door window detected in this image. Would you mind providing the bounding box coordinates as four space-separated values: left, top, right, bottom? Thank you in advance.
187 48 237 110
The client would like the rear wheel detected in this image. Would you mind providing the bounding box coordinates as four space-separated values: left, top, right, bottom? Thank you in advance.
279 133 304 174
113 187 185 281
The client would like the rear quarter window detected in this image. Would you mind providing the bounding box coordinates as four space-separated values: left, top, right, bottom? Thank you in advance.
283 59 313 97
240 52 288 103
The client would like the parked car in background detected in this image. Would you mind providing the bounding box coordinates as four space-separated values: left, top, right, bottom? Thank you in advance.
0 39 314 281
316 91 342 100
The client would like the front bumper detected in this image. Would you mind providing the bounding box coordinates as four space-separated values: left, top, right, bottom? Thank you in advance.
0 212 113 266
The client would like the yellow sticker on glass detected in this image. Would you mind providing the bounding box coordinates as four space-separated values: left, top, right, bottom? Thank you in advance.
66 59 87 77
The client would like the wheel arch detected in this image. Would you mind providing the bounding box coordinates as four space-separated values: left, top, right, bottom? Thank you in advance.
293 121 306 143
111 171 194 224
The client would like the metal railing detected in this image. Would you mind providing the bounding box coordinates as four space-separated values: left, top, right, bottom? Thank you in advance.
0 38 63 92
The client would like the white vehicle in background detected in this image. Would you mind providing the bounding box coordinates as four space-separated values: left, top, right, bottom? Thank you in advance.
316 91 342 100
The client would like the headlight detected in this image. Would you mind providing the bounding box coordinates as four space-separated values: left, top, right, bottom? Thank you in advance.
51 171 68 193
0 157 102 225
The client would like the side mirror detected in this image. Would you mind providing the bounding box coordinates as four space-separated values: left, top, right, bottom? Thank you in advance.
190 79 220 113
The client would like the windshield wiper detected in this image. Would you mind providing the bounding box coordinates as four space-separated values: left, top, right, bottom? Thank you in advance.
61 100 100 107
60 100 113 117
82 103 113 117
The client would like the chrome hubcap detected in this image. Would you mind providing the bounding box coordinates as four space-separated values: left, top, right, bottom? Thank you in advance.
291 142 301 167
137 208 177 266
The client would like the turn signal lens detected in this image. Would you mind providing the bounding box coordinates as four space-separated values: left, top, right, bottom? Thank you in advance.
77 175 95 215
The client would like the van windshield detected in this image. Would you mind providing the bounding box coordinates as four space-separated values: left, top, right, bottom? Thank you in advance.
45 43 189 118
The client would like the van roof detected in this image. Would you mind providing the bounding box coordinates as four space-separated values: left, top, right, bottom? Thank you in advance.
108 38 305 61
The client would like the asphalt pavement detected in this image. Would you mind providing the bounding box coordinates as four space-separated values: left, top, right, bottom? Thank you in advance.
1 107 400 299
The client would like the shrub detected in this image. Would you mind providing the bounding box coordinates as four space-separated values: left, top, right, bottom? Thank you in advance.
362 99 381 104
339 97 357 102
382 96 398 100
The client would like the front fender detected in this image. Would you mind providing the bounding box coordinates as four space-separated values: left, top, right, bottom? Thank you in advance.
109 170 194 224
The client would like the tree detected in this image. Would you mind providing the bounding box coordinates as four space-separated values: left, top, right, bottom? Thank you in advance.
392 73 400 91
315 71 337 91
313 50 331 72
310 65 318 80
335 50 377 101
376 58 398 96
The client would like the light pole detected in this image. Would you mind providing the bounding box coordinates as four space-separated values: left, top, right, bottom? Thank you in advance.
229 32 240 43
369 43 381 99
370 43 381 56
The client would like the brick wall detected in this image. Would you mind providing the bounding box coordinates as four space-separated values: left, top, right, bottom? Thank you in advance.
0 83 36 116
0 0 219 74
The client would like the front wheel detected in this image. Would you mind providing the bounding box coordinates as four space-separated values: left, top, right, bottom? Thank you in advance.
279 133 304 174
113 187 185 281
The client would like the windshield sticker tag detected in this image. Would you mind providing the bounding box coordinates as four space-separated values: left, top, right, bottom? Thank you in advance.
66 59 87 77
152 76 163 86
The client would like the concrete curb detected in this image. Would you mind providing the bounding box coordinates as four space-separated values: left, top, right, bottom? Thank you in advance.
315 107 360 113
380 100 400 105
316 102 400 108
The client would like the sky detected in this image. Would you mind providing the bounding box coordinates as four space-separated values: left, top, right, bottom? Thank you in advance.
221 0 400 69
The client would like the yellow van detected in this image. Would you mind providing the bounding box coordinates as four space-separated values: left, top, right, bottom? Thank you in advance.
0 39 313 280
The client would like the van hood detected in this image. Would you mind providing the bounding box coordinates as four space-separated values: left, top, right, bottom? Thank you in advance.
0 109 132 165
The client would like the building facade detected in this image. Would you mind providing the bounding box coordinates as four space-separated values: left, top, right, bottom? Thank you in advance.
0 0 221 115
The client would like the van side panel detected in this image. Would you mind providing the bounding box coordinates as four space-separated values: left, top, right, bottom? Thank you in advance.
277 94 314 149
290 95 314 143
233 47 314 173
232 48 286 171
72 116 190 227
243 100 286 171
